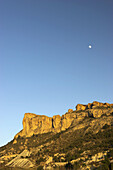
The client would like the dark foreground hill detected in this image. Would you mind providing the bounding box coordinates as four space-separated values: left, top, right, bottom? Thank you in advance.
0 101 113 170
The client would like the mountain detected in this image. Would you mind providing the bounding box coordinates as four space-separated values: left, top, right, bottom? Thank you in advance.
0 101 113 170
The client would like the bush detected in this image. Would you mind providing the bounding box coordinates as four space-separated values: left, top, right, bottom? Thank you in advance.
65 153 74 162
107 150 113 158
73 162 80 169
98 164 109 170
37 165 43 170
102 124 110 129
65 162 74 170
21 156 24 158
36 157 45 164
101 156 110 170
53 156 60 162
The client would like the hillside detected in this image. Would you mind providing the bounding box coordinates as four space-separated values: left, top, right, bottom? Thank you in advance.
0 101 113 170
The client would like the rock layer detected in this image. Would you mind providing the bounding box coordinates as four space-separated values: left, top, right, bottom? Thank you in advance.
14 101 113 138
6 150 34 168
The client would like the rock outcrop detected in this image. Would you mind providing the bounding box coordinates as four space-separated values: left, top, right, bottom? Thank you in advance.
76 101 113 111
14 101 113 138
76 104 87 111
68 109 73 113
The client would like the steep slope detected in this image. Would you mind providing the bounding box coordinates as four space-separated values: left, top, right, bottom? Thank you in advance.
0 101 113 170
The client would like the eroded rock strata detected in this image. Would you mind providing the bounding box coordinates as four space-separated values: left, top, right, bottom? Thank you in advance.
15 101 113 138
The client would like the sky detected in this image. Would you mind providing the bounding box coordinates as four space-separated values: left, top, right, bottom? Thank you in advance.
0 0 113 147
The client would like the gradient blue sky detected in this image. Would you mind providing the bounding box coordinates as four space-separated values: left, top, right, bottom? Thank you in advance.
0 0 113 147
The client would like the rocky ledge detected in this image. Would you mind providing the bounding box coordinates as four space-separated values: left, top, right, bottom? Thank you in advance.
14 101 113 138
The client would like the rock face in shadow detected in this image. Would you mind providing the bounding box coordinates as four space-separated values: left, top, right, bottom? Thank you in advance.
14 101 113 138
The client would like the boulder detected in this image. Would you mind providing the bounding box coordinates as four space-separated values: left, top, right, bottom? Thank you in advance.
76 104 87 111
68 109 73 113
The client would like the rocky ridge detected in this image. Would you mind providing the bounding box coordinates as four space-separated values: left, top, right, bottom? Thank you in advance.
15 101 113 138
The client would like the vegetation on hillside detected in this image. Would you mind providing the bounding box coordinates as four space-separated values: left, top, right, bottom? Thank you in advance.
0 106 113 169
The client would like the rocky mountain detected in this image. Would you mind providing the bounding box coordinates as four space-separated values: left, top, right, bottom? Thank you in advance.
0 101 113 170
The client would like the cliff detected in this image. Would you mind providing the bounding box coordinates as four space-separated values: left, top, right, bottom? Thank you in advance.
14 101 113 138
1 101 113 170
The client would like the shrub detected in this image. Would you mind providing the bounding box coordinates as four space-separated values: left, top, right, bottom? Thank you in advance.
21 156 24 158
65 162 74 170
36 157 45 164
65 153 76 162
37 165 43 170
73 162 80 169
107 150 113 158
101 156 110 170
53 156 60 162
102 124 110 129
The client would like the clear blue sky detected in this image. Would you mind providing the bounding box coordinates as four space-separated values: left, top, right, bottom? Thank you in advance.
0 0 113 147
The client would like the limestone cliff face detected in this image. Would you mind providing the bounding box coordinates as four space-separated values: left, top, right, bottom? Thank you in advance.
14 113 75 138
15 113 53 138
52 115 61 132
14 101 113 138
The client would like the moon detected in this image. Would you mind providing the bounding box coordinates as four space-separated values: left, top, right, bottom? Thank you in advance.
89 45 92 49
